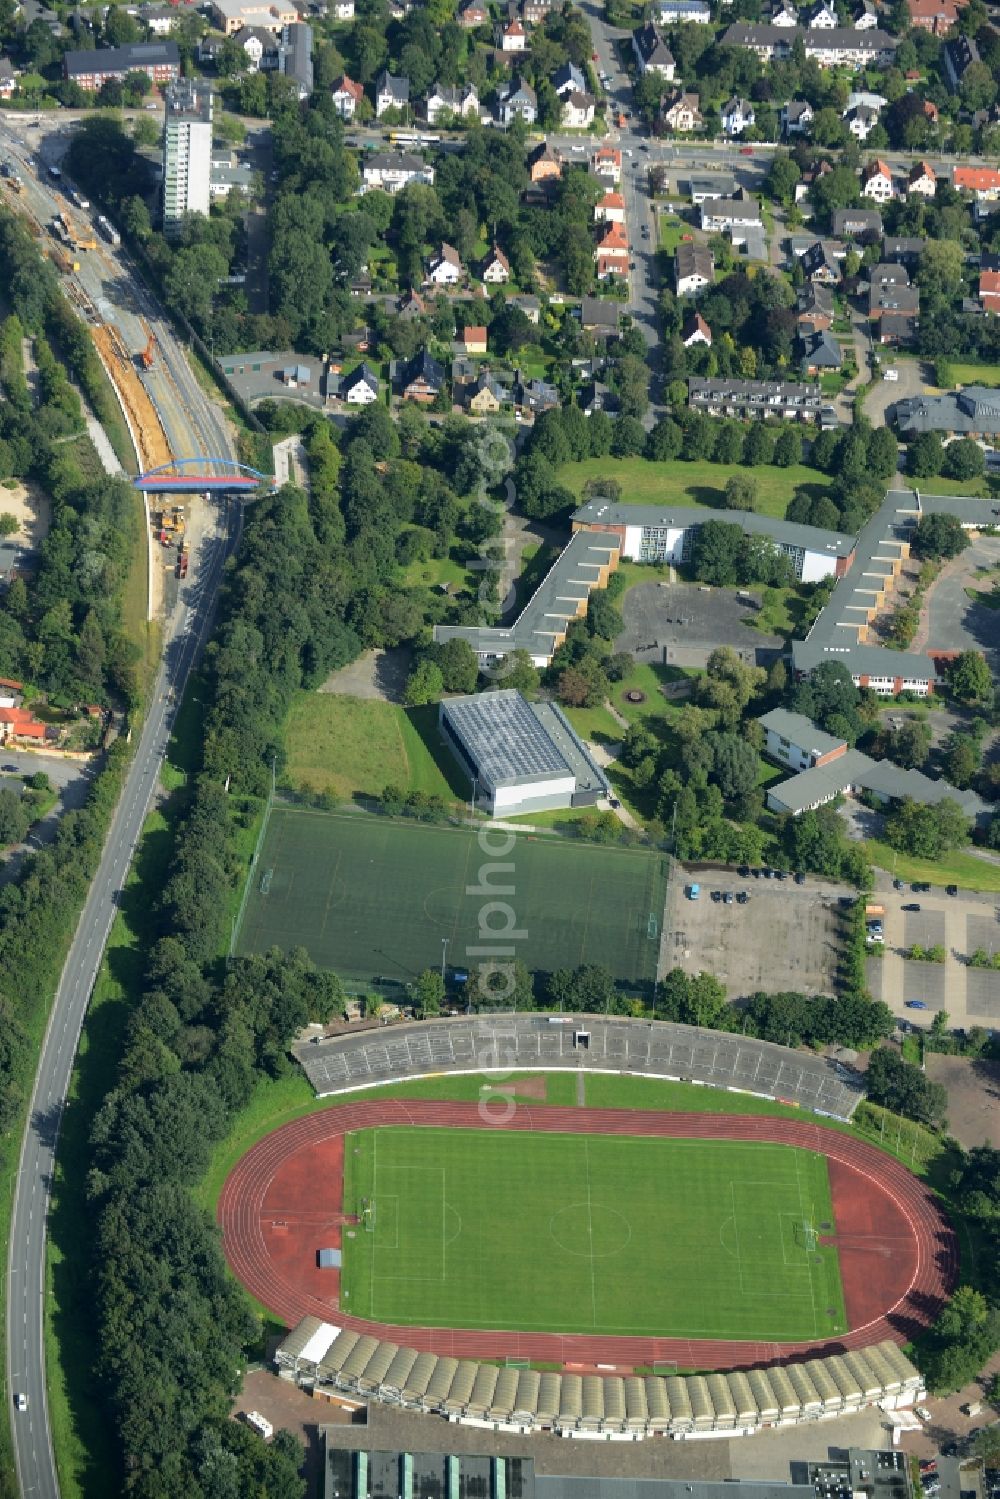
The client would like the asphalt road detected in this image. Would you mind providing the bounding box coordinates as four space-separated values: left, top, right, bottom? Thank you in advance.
0 114 241 1499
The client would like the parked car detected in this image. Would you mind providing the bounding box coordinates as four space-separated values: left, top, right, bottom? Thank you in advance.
738 865 750 878
723 891 734 904
905 1000 929 1010
711 889 722 902
687 883 700 900
902 903 921 911
946 884 959 896
794 872 805 885
736 891 749 904
883 367 899 382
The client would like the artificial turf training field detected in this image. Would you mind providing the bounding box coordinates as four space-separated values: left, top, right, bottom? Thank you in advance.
341 1127 848 1341
235 806 667 987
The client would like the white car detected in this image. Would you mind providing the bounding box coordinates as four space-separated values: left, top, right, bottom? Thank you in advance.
883 367 898 382
15 1393 27 1412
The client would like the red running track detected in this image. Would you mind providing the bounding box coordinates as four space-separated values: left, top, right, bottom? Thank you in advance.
218 1101 958 1371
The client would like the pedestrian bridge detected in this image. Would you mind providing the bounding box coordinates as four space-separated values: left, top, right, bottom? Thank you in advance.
133 458 271 493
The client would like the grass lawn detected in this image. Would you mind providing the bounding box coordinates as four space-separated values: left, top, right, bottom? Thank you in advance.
657 213 687 254
342 1125 847 1339
402 548 472 594
283 693 462 805
555 457 832 518
950 362 1000 389
898 475 993 498
236 805 669 987
582 1073 805 1116
864 838 1000 894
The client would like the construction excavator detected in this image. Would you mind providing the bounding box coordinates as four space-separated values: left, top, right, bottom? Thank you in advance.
139 320 156 371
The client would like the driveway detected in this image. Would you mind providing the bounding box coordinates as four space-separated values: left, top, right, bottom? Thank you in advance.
0 751 97 884
318 647 410 701
865 350 925 427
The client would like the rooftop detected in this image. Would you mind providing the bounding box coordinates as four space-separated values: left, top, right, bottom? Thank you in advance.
758 707 847 758
441 690 607 797
571 498 856 559
767 744 988 821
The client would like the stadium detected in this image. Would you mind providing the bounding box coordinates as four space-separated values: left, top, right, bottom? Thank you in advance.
217 1018 955 1438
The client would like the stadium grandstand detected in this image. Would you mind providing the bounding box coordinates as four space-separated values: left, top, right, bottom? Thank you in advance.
275 1322 922 1437
295 1015 863 1120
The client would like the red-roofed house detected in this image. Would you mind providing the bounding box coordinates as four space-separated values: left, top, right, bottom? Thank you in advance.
461 325 488 353
500 17 526 49
592 145 622 183
0 707 49 743
907 161 936 198
906 0 965 31
980 270 1000 313
954 167 1000 200
594 191 626 224
682 311 712 347
595 221 629 279
481 245 510 283
861 159 894 202
331 74 364 118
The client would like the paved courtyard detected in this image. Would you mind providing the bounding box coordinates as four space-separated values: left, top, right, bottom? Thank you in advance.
662 867 847 997
618 582 784 670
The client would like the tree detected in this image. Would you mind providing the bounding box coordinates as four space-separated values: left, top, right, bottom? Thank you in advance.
689 520 742 586
723 474 758 512
0 513 18 538
496 649 539 694
742 423 774 466
469 958 534 1011
766 153 801 206
430 638 478 693
911 512 968 561
414 968 444 1017
547 963 617 1013
557 659 607 708
403 658 444 706
907 431 944 478
942 437 985 481
772 426 802 468
884 797 969 858
948 650 991 704
940 733 979 788
864 1046 948 1128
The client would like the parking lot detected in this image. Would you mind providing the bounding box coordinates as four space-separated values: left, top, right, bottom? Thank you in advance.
618 583 784 670
662 867 846 997
866 887 1000 1030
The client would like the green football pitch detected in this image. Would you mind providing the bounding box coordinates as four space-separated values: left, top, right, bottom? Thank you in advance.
340 1127 848 1341
234 806 668 988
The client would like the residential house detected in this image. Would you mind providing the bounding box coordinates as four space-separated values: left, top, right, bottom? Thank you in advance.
832 206 882 238
551 61 586 98
466 374 505 414
141 6 177 35
579 295 620 334
592 145 622 181
579 381 620 415
861 159 894 202
426 82 479 122
0 706 50 744
846 105 879 141
659 89 703 131
699 192 763 235
522 0 554 22
426 242 463 285
796 283 835 337
657 0 711 19
906 0 964 31
397 290 426 318
276 22 313 101
362 151 434 194
595 190 626 224
510 294 540 324
719 23 897 68
854 0 878 26
458 0 488 23
511 371 558 412
481 245 510 283
633 23 676 78
333 363 379 404
499 17 527 50
375 71 409 116
800 330 842 374
871 262 911 287
399 349 445 403
497 78 537 125
688 173 735 204
782 100 814 135
805 0 838 25
953 167 1000 201
682 311 712 346
562 90 596 127
906 161 936 198
330 0 354 17
460 325 488 355
528 141 563 184
869 282 920 343
944 33 978 89
331 74 363 118
0 58 16 99
846 88 887 112
688 377 823 420
209 0 297 34
721 96 755 135
595 221 629 279
801 240 840 285
233 24 272 69
675 242 715 296
197 35 224 65
883 236 925 266
980 270 1000 313
770 0 798 23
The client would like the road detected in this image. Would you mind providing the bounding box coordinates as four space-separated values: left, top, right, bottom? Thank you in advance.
0 115 240 1499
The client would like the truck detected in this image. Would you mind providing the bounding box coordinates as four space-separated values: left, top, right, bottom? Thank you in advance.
176 549 189 580
52 246 80 274
95 214 120 247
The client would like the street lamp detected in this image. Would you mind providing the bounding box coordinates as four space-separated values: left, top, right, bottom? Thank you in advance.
470 776 478 820
440 936 449 983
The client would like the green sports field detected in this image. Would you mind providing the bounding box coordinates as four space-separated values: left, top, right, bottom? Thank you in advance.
234 806 667 988
341 1127 848 1341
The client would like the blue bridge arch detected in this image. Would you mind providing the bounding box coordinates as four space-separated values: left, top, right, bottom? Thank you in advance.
134 457 272 494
